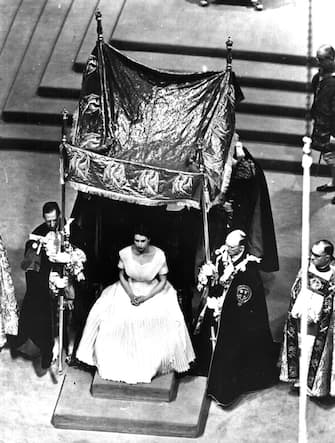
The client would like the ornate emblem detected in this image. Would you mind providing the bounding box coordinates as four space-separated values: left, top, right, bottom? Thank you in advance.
103 161 128 189
68 150 90 180
236 285 252 306
85 55 97 76
307 271 328 295
81 93 100 115
172 174 193 196
137 170 159 196
309 277 323 292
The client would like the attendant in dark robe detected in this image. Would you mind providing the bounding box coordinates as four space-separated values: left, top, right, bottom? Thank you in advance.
226 139 279 272
311 45 335 203
197 138 279 274
280 239 335 398
15 202 88 370
192 230 279 406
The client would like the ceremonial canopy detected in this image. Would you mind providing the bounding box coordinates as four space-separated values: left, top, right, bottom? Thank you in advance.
60 14 244 292
63 39 242 209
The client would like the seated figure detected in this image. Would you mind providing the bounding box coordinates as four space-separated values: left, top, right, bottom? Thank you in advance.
76 225 195 384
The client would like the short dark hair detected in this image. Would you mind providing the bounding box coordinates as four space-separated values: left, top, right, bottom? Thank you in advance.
325 46 335 60
42 201 60 217
317 45 335 61
315 239 334 257
133 224 151 240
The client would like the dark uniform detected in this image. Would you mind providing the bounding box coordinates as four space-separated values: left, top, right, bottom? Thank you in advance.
311 72 335 153
192 252 279 406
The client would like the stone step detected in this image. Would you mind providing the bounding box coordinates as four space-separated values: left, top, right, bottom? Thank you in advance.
36 0 98 99
38 51 307 106
237 113 306 145
74 46 313 84
40 46 312 100
91 371 178 402
76 0 310 68
38 0 125 99
241 87 307 112
245 141 328 177
0 0 22 54
0 0 46 109
52 367 210 438
3 96 76 125
0 122 60 149
3 0 72 118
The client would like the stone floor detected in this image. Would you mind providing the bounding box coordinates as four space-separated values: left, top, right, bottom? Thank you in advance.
1 148 335 442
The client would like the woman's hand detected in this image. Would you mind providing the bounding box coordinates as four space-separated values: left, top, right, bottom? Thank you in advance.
132 295 148 305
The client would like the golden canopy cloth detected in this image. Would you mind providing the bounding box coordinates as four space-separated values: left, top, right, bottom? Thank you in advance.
68 43 243 207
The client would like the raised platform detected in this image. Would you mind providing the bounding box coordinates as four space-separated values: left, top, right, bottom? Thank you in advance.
91 370 178 402
52 367 210 438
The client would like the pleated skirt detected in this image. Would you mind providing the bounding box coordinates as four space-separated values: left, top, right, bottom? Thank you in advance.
76 280 195 383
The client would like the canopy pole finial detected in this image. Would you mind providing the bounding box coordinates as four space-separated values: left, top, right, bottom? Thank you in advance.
95 9 104 42
61 108 69 144
226 36 233 72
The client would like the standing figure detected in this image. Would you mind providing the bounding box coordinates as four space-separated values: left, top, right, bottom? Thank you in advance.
280 240 335 398
311 45 335 204
76 225 195 383
225 138 279 272
15 202 86 370
192 230 279 406
0 234 18 348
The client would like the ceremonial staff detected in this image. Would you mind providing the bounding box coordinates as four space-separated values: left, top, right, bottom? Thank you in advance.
95 10 113 146
299 136 312 443
58 108 68 375
193 36 235 350
196 143 211 264
298 1 313 440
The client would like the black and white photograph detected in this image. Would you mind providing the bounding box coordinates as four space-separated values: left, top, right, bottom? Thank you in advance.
0 1 335 442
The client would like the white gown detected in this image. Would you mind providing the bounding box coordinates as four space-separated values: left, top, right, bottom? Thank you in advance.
76 245 195 383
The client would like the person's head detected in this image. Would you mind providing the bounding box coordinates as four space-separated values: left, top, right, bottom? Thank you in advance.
42 202 60 231
310 239 334 270
233 133 245 160
316 45 335 75
225 229 247 258
133 224 151 254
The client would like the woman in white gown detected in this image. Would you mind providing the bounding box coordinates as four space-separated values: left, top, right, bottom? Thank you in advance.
76 227 195 383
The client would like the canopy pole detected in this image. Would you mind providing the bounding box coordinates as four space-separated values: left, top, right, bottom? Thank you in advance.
60 108 68 231
201 174 211 263
299 136 312 443
58 108 68 375
95 10 110 146
196 142 211 262
226 36 233 72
